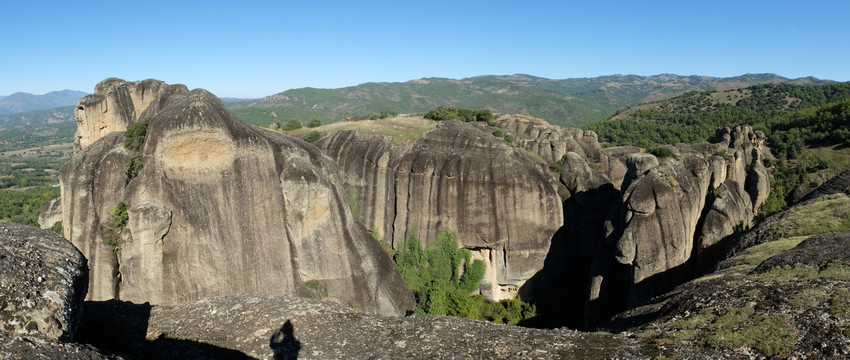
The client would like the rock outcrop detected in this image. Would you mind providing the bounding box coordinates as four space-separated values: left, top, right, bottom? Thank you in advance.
318 121 563 300
316 113 769 327
73 78 187 151
61 79 414 316
585 126 770 324
0 220 88 341
1 332 122 360
79 295 648 360
38 196 62 230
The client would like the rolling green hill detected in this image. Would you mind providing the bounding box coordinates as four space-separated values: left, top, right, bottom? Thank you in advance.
227 73 826 128
585 82 850 147
584 81 850 217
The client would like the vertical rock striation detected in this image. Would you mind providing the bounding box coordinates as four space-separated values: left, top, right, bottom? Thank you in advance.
319 113 769 328
61 79 414 316
319 121 564 300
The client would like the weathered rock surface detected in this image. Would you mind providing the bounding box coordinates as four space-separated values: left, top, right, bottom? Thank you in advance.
755 232 850 272
0 220 88 341
73 78 188 151
0 331 122 360
78 295 649 360
583 126 769 325
38 196 62 230
61 79 414 316
318 121 563 300
494 114 627 188
317 114 769 328
604 232 850 359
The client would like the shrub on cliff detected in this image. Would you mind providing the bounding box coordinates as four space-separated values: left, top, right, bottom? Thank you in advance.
387 230 535 324
124 119 150 151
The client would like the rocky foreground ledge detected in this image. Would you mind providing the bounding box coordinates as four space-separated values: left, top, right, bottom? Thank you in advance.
77 295 648 360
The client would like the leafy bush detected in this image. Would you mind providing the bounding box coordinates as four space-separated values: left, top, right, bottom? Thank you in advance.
125 155 143 179
425 106 493 123
650 146 675 159
283 120 302 131
103 202 128 248
369 111 397 120
389 230 535 324
492 129 503 138
49 220 62 234
302 131 321 143
124 119 150 151
307 116 322 128
549 159 563 174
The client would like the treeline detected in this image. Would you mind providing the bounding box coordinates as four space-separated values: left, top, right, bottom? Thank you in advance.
587 82 850 148
380 230 536 325
585 82 850 217
425 106 493 124
0 157 64 189
0 186 59 226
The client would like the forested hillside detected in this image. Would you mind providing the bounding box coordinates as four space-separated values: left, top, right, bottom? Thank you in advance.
228 73 823 128
586 82 850 147
585 82 850 216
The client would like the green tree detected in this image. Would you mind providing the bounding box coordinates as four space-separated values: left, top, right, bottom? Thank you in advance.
283 120 302 131
307 116 322 128
302 131 321 143
124 119 150 151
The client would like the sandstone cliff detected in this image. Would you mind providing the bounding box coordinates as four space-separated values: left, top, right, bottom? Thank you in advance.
316 114 768 328
585 126 770 326
60 79 414 316
73 78 188 151
318 121 563 300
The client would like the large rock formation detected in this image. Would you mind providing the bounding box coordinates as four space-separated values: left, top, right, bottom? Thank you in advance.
318 121 563 300
73 78 187 151
318 113 769 328
0 220 88 342
60 79 414 316
584 126 770 326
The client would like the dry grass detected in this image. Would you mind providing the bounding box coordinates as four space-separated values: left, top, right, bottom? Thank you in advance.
781 193 850 237
285 115 437 146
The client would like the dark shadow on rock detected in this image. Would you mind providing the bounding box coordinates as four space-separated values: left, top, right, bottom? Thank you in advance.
77 300 254 359
270 320 300 360
76 300 151 355
147 334 255 360
519 184 620 330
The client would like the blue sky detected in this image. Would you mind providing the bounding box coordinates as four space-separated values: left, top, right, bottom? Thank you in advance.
2 0 849 98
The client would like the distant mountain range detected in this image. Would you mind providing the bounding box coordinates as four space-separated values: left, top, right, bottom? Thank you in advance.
0 74 832 130
0 90 87 115
227 73 830 127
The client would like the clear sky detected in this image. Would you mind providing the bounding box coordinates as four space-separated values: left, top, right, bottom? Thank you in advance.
2 0 848 98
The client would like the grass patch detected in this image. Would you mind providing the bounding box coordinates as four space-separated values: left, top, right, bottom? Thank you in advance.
347 188 360 219
285 115 437 146
734 236 808 266
647 307 796 357
780 193 850 236
830 289 850 318
668 309 714 330
706 312 796 358
791 288 829 308
758 261 850 282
